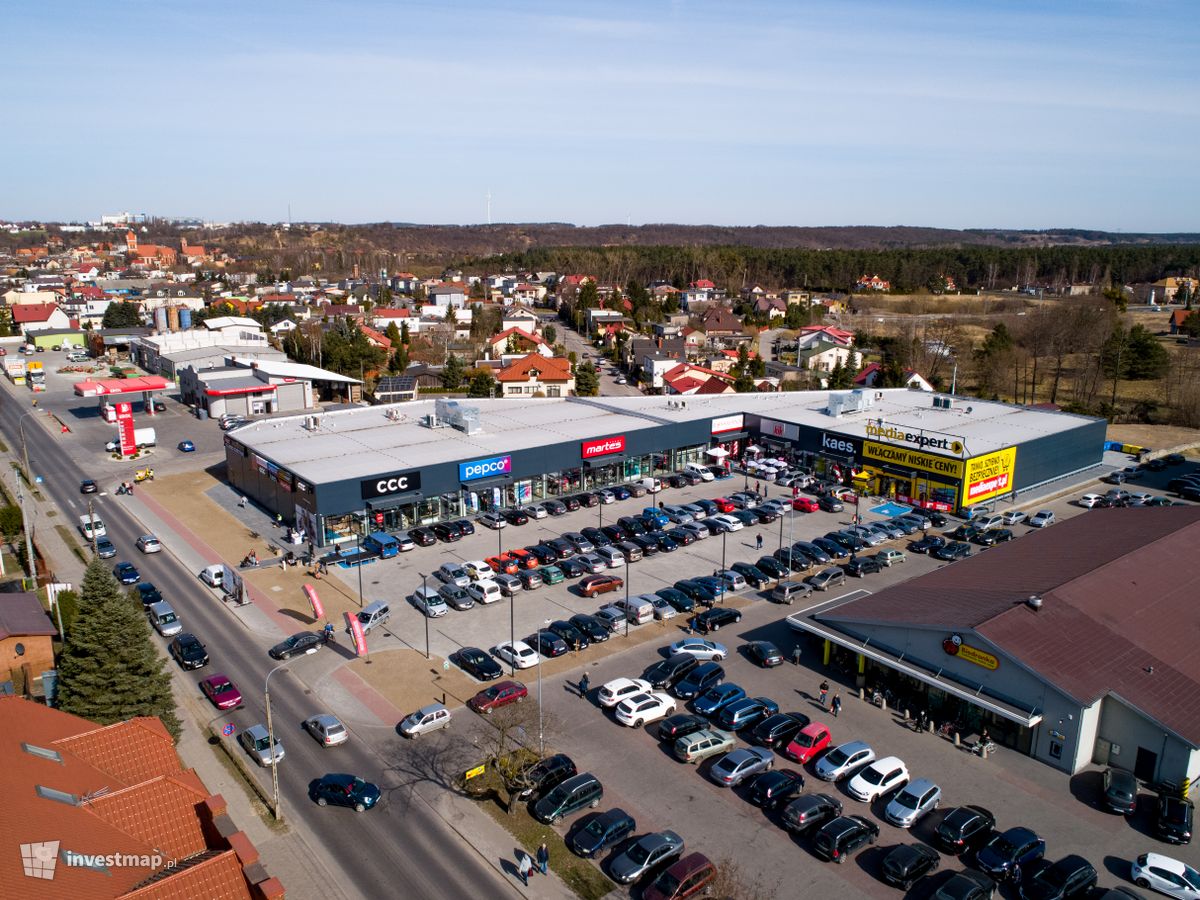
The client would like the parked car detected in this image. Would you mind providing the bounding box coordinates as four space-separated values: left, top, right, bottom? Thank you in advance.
693 682 746 717
847 755 909 803
643 654 700 690
911 534 947 554
716 696 780 731
876 548 907 566
933 541 973 561
816 740 875 781
1020 854 1097 900
692 607 741 633
881 843 941 891
569 613 611 643
710 747 774 787
845 556 884 577
399 702 452 738
1103 767 1139 815
547 620 589 651
975 528 1014 546
431 522 462 542
672 662 725 701
658 713 708 742
580 574 623 597
673 728 737 764
668 637 728 661
935 804 996 855
783 722 832 764
114 562 141 584
525 631 569 658
976 826 1046 882
599 677 653 708
455 646 503 681
809 566 847 591
568 808 636 859
169 633 209 670
744 640 784 667
303 713 349 747
933 871 998 900
615 692 677 728
200 673 243 709
516 753 578 801
609 830 685 885
782 793 843 835
755 556 790 579
478 512 507 530
884 777 942 828
747 768 805 808
308 773 380 812
1130 852 1200 899
813 815 879 863
495 640 539 669
1155 792 1195 845
469 680 528 714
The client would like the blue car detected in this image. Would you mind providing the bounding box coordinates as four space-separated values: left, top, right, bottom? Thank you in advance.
694 682 746 717
178 440 196 452
717 696 781 731
114 562 141 584
567 808 637 859
976 826 1045 882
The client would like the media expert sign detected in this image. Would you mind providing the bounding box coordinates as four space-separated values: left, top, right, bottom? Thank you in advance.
459 454 512 482
863 441 965 479
865 422 964 455
965 447 1018 504
361 469 423 500
710 413 744 435
581 435 625 459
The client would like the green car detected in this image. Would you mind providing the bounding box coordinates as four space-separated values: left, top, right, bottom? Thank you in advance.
540 565 565 585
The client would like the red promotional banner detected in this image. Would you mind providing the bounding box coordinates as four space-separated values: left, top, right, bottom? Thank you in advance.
581 435 625 459
345 610 368 657
115 402 135 457
303 584 324 620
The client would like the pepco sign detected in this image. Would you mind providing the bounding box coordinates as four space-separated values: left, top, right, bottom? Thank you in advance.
361 468 422 499
581 435 625 459
459 455 512 482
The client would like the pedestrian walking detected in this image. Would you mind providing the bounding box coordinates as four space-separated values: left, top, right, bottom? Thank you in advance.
517 851 533 886
831 693 842 718
275 513 284 528
756 533 763 550
238 496 248 508
536 842 549 876
791 644 802 666
579 672 590 698
818 680 830 707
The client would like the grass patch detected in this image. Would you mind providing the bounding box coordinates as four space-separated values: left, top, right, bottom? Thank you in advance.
0 439 8 453
54 524 89 564
480 796 613 900
205 731 291 834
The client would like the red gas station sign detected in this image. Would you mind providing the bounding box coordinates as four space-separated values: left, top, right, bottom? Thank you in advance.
115 402 135 457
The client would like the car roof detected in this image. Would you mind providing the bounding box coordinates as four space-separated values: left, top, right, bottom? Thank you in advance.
415 703 448 716
1000 825 1039 842
901 777 937 794
868 755 905 769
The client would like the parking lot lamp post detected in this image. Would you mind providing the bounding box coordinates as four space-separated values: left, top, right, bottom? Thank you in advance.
721 529 727 577
538 618 549 755
777 505 784 555
355 531 364 608
624 558 630 639
264 663 288 822
419 572 430 659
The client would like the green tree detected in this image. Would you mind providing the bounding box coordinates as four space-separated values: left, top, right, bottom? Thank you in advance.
441 354 465 390
577 281 599 310
733 369 756 392
102 301 143 328
56 560 181 739
400 321 411 345
1104 324 1170 380
55 589 80 636
445 305 458 327
575 362 600 396
378 284 393 306
0 505 23 543
467 370 495 398
1181 310 1200 338
542 324 557 345
0 306 13 337
384 322 402 346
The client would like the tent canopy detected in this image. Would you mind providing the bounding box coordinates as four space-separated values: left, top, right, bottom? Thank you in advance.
705 447 729 458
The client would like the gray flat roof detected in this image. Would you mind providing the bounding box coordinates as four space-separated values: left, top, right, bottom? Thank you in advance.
231 389 1099 485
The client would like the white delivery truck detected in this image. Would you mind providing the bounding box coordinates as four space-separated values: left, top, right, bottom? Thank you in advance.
105 428 157 452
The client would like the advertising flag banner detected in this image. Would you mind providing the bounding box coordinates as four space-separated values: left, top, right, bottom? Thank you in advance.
345 611 368 656
115 402 135 457
303 584 324 620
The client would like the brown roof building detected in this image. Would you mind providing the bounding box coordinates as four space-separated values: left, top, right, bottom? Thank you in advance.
0 697 283 900
789 506 1200 781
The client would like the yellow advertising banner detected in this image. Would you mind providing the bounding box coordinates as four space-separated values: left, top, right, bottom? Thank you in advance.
863 442 965 478
957 643 1000 670
964 447 1018 504
464 764 486 781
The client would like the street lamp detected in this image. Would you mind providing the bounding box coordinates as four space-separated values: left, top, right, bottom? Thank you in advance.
354 531 364 608
538 617 550 755
419 572 430 659
264 663 289 821
17 411 39 489
12 473 36 589
624 557 630 639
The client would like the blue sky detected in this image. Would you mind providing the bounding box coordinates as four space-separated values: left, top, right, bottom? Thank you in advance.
4 1 1197 230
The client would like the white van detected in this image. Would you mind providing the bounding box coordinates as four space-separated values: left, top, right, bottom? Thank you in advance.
685 462 715 482
615 596 654 625
467 579 502 604
641 476 662 493
199 564 225 587
78 514 106 540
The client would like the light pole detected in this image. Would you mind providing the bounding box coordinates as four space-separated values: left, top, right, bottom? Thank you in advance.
538 617 549 755
624 557 630 639
264 663 288 821
354 531 364 608
13 473 36 588
419 572 431 659
17 411 38 490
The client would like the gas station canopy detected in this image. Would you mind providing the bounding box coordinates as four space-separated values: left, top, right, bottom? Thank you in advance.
73 376 172 397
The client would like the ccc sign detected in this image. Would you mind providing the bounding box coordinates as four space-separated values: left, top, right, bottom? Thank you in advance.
361 469 423 499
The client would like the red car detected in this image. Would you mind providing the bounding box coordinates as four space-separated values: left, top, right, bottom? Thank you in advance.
508 549 539 570
792 497 819 513
200 674 243 710
579 574 623 597
486 553 519 575
713 497 737 514
468 680 528 714
783 721 832 764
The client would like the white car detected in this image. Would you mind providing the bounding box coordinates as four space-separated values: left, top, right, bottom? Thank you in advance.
1131 852 1200 899
523 504 548 519
710 514 744 532
466 579 502 604
650 596 678 620
303 713 349 747
815 740 875 782
479 512 508 529
614 692 676 727
1078 493 1105 509
1028 510 1056 528
598 677 652 708
1001 510 1027 526
495 640 539 670
680 522 710 541
847 755 909 803
667 638 728 661
136 534 163 554
464 560 492 580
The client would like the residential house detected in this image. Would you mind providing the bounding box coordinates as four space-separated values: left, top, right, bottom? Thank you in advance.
698 306 745 346
12 303 73 331
388 272 420 294
2 289 61 307
797 324 855 348
488 327 553 358
682 326 705 356
428 285 467 308
494 354 575 398
509 283 547 304
640 350 687 389
1153 277 1199 303
796 338 861 373
853 362 934 391
753 295 788 319
361 325 392 352
782 289 811 306
269 318 298 336
855 274 891 291
1169 309 1196 334
661 362 733 395
626 337 684 371
0 593 57 695
501 307 541 335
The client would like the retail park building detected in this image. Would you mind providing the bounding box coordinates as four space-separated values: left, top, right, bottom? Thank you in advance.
225 388 1104 547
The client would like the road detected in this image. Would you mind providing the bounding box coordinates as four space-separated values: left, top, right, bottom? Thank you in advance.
546 314 644 396
0 395 519 900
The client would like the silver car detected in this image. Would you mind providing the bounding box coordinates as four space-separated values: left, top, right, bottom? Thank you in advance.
608 830 685 884
884 777 941 828
809 567 847 591
238 723 285 766
303 713 349 747
815 740 875 781
399 703 452 738
710 747 774 787
679 522 710 541
435 563 471 588
494 573 523 597
1028 510 1056 528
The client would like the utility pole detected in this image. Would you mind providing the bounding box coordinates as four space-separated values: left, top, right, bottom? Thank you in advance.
88 499 97 554
15 474 35 588
264 664 286 822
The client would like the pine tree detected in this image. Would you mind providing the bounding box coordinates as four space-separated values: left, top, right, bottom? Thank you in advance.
56 559 181 739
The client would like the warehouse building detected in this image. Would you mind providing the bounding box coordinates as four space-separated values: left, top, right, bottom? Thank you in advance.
224 388 1103 547
787 506 1200 786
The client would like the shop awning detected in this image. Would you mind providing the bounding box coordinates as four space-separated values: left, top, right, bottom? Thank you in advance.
462 476 512 492
786 611 1044 729
584 456 626 467
706 447 729 458
365 492 423 510
713 431 749 441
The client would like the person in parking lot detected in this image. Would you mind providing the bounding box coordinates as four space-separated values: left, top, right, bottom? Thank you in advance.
756 533 763 550
819 679 829 706
831 693 842 717
578 672 589 698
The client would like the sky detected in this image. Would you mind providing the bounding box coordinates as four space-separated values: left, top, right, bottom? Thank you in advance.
3 0 1198 230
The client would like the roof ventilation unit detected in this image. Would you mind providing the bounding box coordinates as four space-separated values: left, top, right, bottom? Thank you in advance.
1026 594 1043 611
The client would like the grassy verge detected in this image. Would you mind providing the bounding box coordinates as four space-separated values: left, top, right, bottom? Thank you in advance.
480 796 613 900
54 524 89 565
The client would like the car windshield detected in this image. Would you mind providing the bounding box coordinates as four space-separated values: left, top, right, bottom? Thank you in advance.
825 746 852 766
860 766 887 785
626 841 655 865
894 790 919 809
583 818 609 836
989 834 1016 856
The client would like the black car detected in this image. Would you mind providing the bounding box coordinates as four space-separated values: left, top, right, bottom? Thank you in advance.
782 793 843 834
548 620 589 651
754 556 790 579
658 713 708 742
1103 767 1139 815
665 474 686 489
935 870 997 900
581 527 611 548
654 532 680 553
169 633 209 669
517 753 578 801
655 587 695 613
559 557 587 578
527 544 559 565
774 547 812 572
567 808 636 859
975 528 1013 546
911 534 947 554
575 492 599 508
812 537 849 559
631 533 661 555
752 507 779 524
1155 792 1194 844
80 479 98 493
881 843 940 891
747 769 805 808
431 522 462 542
408 527 437 547
269 631 323 660
452 518 476 536
948 524 980 541
544 499 568 516
935 805 996 855
813 815 879 863
693 607 741 634
502 509 529 526
308 774 381 812
1165 453 1187 465
751 711 809 748
526 631 570 658
569 613 611 643
730 562 770 587
674 579 716 606
828 530 868 552
976 826 1045 882
643 653 700 690
845 556 884 577
547 537 576 559
136 582 163 607
561 495 581 511
456 646 503 680
1020 854 1097 900
745 640 784 668
601 524 628 543
672 662 724 700
818 495 844 513
667 527 695 546
933 541 972 561
618 516 647 535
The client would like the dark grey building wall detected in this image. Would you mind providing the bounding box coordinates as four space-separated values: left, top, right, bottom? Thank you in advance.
1013 417 1106 492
